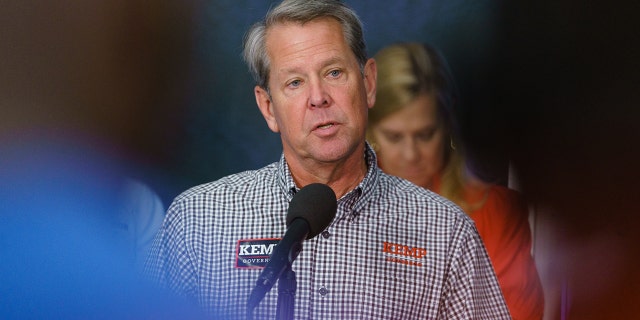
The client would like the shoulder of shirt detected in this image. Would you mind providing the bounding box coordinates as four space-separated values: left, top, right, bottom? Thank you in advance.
170 162 279 204
376 170 470 221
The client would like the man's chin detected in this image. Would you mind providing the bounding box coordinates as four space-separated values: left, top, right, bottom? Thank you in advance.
308 143 359 164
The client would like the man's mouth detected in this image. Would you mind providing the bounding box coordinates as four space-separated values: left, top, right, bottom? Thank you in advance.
317 123 334 129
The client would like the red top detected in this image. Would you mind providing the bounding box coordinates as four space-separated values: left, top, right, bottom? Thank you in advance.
433 178 544 320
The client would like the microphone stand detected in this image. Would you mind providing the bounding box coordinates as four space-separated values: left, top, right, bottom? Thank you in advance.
275 265 296 320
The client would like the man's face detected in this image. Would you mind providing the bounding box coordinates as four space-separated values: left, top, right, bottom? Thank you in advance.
255 17 376 166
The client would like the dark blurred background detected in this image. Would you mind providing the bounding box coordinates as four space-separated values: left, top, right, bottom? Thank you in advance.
1 0 196 201
2 0 638 319
492 1 640 319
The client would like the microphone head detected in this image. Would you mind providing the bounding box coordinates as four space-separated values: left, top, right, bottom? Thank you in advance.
286 183 337 239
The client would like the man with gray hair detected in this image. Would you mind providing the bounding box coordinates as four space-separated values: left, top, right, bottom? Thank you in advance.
145 0 511 319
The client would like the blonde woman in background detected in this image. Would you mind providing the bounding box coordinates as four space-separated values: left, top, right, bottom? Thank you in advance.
368 42 544 320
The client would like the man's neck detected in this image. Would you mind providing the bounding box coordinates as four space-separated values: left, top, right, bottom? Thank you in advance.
286 149 368 199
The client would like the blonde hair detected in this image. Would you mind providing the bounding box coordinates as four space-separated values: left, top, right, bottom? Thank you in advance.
368 42 484 213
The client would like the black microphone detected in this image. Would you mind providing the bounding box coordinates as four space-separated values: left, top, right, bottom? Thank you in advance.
247 183 337 312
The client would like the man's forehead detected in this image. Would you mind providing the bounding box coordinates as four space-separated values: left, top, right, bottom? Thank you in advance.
265 19 352 71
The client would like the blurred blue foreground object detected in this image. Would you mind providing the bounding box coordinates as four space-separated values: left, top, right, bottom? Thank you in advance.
0 135 203 319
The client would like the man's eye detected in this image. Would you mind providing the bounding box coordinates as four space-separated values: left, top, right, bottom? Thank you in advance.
328 69 342 78
287 79 302 88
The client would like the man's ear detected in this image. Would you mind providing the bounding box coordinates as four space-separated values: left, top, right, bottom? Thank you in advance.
363 58 377 109
255 85 280 133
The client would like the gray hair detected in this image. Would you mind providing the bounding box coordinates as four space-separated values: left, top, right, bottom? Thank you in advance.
242 0 367 91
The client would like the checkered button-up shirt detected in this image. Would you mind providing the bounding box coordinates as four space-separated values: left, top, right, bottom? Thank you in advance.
144 146 511 319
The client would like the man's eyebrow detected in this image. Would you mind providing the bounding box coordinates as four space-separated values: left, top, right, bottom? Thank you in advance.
278 56 346 75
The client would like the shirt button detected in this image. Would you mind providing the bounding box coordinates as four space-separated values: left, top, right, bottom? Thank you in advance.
321 231 331 239
318 286 328 296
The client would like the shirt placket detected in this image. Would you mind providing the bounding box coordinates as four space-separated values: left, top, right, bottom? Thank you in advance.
308 219 336 319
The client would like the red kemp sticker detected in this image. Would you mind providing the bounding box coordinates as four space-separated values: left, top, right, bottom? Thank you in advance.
382 241 427 267
235 238 281 269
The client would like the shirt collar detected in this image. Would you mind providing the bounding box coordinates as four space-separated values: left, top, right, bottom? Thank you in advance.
348 142 380 220
276 153 298 202
275 143 381 214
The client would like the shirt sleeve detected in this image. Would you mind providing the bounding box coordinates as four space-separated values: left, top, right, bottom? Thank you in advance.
143 202 199 300
438 216 512 319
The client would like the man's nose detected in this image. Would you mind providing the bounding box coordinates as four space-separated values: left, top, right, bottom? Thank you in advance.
308 80 330 108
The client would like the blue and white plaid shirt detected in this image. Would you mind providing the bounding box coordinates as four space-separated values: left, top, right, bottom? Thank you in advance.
144 146 510 319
